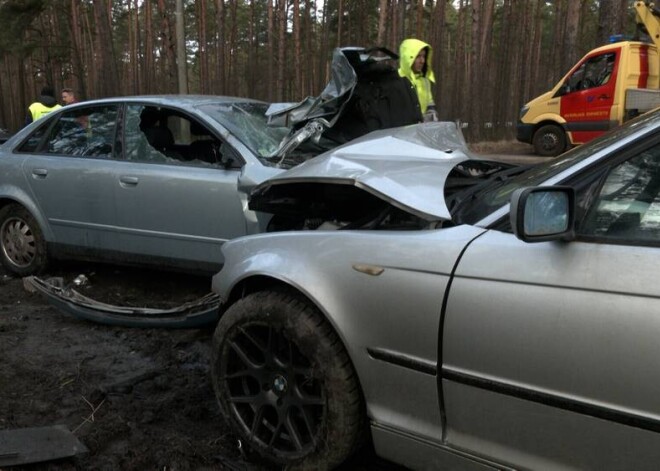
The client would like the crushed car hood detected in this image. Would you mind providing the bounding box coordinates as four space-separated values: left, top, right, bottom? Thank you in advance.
251 122 473 221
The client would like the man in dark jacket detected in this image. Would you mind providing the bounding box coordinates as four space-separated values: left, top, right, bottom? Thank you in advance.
26 86 61 126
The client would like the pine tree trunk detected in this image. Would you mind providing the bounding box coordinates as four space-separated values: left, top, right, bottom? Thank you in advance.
198 0 209 93
215 0 226 94
277 0 286 101
93 0 120 97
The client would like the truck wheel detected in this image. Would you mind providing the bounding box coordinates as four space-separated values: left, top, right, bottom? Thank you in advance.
532 124 566 157
0 203 48 276
211 290 365 470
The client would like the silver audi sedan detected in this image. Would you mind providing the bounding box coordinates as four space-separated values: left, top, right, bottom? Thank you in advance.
210 109 660 470
0 95 346 276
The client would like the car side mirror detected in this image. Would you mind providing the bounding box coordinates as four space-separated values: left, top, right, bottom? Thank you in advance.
510 186 575 243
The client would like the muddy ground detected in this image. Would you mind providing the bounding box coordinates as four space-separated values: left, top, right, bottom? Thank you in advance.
0 262 408 471
0 262 235 470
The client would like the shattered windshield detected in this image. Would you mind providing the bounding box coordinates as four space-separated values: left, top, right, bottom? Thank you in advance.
455 110 660 224
198 102 290 161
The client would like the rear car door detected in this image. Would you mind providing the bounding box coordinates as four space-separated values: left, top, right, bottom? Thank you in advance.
442 139 660 469
19 104 122 253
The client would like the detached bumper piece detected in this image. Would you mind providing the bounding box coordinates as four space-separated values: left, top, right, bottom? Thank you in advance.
24 276 220 328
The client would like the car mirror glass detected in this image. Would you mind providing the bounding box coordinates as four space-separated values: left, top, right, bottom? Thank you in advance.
524 191 570 235
511 186 575 242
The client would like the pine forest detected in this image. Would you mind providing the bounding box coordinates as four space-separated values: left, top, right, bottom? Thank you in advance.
0 0 637 140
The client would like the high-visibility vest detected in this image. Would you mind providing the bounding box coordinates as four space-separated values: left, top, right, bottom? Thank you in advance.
29 102 61 121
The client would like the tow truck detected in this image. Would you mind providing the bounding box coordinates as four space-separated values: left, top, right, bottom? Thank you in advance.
518 1 660 156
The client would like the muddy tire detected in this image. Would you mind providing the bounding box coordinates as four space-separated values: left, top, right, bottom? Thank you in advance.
0 204 47 276
211 290 365 470
532 124 566 157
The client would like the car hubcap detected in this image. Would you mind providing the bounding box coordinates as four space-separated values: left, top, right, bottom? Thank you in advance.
1 217 36 268
542 132 559 151
222 323 325 458
272 374 287 394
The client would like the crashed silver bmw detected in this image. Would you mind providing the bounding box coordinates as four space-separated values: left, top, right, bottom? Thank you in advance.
210 108 660 470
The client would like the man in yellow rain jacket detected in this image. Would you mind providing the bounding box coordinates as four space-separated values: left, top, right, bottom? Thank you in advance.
26 86 61 126
398 38 437 121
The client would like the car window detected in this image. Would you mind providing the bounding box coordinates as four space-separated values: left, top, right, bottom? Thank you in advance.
17 120 50 153
124 104 228 168
580 145 660 243
43 105 118 158
566 52 616 92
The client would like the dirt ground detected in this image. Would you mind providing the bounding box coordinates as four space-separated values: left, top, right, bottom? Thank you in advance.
0 262 237 470
0 262 407 471
0 143 539 470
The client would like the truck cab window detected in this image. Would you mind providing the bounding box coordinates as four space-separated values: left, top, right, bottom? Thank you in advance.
567 52 616 92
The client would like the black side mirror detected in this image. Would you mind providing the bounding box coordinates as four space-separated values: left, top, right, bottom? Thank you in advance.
510 186 575 243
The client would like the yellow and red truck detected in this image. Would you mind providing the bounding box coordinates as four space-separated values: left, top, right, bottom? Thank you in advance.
517 1 660 156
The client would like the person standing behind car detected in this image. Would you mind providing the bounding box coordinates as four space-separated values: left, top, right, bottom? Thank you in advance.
61 88 78 106
26 86 61 126
398 38 437 121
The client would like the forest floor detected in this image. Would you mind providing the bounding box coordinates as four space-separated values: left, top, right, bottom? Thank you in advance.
0 263 408 471
0 142 539 470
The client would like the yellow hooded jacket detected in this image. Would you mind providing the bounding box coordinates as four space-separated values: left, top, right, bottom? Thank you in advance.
398 38 435 114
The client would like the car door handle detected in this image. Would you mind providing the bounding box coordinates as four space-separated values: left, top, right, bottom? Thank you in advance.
598 94 610 100
31 168 48 178
119 176 139 186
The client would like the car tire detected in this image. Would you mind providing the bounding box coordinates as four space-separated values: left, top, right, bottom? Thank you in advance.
0 203 48 276
211 290 365 470
532 124 566 157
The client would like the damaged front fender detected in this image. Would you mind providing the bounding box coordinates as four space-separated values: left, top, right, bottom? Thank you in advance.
24 276 220 328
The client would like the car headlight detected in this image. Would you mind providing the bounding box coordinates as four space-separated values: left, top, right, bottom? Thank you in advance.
519 105 529 120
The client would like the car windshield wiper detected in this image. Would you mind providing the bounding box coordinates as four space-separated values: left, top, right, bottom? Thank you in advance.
449 165 532 222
